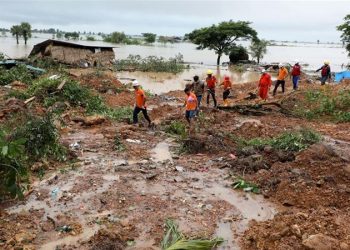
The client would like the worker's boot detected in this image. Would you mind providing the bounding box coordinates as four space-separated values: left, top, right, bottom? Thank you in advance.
224 99 228 107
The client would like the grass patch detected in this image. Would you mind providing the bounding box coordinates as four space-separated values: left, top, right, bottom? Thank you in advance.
236 128 321 153
295 89 350 122
232 178 260 194
114 134 125 151
161 219 224 250
165 121 187 138
115 54 185 73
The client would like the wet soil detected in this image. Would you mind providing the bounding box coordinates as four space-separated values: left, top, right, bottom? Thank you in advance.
1 71 350 250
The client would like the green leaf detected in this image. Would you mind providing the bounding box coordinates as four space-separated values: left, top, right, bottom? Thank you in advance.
2 146 8 156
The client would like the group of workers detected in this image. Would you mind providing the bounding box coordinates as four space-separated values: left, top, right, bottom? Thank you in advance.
131 60 332 127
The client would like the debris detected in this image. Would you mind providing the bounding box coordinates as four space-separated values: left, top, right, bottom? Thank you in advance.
302 234 340 250
15 232 36 243
146 173 158 180
51 187 60 200
175 166 184 172
48 74 60 80
57 79 67 90
24 96 36 105
126 139 142 144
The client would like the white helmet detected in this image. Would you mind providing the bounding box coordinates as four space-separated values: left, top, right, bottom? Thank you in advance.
261 69 266 73
279 63 283 67
132 80 139 87
294 59 299 64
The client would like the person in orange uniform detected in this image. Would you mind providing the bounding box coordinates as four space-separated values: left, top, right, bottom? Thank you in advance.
184 87 198 125
220 76 232 106
273 64 288 96
206 70 217 108
132 80 151 126
258 69 272 100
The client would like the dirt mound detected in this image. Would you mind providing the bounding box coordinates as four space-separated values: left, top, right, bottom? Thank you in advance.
84 229 126 250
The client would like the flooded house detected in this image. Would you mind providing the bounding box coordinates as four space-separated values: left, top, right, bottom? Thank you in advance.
29 39 116 67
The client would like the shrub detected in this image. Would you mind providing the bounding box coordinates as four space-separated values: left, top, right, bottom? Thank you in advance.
13 113 66 161
115 54 185 73
0 64 35 85
0 130 28 199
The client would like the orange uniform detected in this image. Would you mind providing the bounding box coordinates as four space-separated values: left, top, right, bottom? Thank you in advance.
222 79 232 90
135 88 146 108
186 92 197 111
258 73 272 100
206 76 217 89
277 67 288 80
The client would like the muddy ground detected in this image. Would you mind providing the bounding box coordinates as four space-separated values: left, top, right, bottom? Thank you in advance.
0 70 350 250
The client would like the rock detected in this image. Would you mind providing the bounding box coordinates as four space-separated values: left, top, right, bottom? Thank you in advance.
340 242 350 250
263 145 273 153
241 146 256 156
296 212 309 219
282 199 295 207
290 168 303 175
251 154 263 162
126 139 142 144
302 233 340 250
82 115 106 126
291 224 302 237
15 232 36 243
145 173 158 180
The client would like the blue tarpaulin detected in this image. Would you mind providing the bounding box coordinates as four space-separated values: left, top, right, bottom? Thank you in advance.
335 71 350 83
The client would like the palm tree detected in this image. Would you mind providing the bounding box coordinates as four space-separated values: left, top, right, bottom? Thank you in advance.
20 22 32 45
11 25 22 44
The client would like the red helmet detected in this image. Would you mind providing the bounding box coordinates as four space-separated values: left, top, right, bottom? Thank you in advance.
224 76 230 81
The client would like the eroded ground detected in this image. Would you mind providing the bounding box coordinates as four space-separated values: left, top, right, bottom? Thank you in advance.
0 71 350 250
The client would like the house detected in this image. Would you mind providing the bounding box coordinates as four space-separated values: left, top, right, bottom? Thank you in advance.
29 39 116 67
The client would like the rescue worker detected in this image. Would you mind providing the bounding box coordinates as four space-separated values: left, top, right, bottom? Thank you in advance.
191 75 205 114
258 69 272 100
220 76 232 106
206 70 217 108
291 60 301 90
316 61 331 85
132 80 151 126
273 64 288 96
184 87 197 132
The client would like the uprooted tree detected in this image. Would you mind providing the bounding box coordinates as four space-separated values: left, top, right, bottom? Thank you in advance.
186 20 258 65
337 14 350 57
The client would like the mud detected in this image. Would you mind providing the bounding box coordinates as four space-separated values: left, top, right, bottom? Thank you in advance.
1 70 350 250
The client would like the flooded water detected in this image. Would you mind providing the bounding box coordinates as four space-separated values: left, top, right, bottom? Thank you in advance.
1 32 348 94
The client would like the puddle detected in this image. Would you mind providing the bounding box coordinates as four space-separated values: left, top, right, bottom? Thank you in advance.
39 224 100 250
215 219 237 250
151 141 173 163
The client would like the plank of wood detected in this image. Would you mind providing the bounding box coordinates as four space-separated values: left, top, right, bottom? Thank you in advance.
24 96 36 105
57 79 67 90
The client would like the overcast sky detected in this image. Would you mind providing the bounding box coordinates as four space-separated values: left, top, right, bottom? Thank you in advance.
0 0 349 42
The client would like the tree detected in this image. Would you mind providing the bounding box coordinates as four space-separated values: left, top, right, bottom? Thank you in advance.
11 25 22 44
20 22 31 45
229 45 249 64
186 20 258 65
337 14 350 57
249 39 269 64
142 33 156 43
64 32 79 40
103 31 127 44
56 32 63 39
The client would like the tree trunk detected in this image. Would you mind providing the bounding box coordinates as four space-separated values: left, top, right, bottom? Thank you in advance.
217 54 221 65
16 34 19 44
24 36 27 45
257 57 260 64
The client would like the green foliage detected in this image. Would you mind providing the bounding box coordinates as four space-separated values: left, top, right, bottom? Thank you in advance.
0 130 28 199
186 20 258 65
13 113 66 161
297 89 350 122
337 14 350 57
114 134 125 151
20 22 31 45
165 121 187 138
115 54 185 73
249 39 269 64
229 45 249 64
161 219 224 250
232 178 259 193
236 128 321 152
125 38 142 45
0 53 4 60
11 25 22 44
103 31 127 44
64 32 79 40
86 35 96 41
0 64 35 85
142 33 156 43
